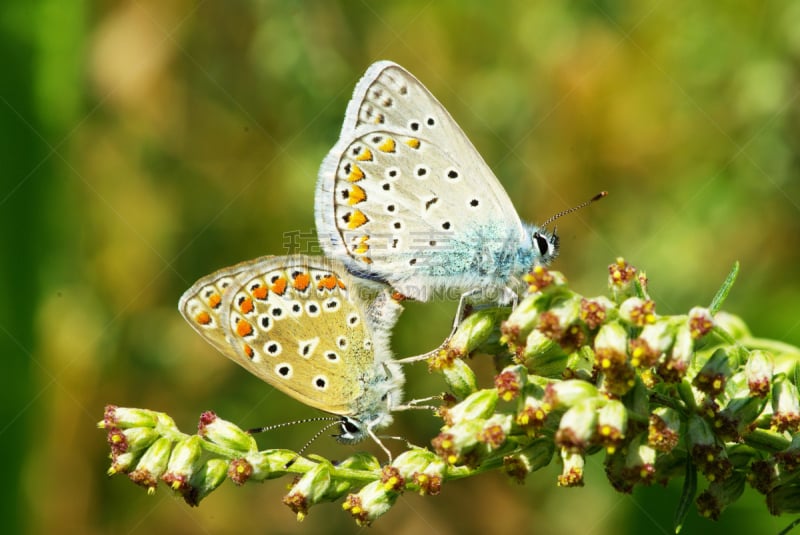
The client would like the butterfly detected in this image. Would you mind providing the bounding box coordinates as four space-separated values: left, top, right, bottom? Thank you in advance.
315 61 561 316
179 254 407 455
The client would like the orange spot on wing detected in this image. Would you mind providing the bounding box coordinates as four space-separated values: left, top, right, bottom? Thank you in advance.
251 284 267 300
293 272 310 291
243 344 254 359
354 235 370 254
391 292 407 302
271 277 287 295
348 164 365 182
361 257 373 265
337 278 347 290
195 311 212 325
239 297 254 314
406 138 421 149
317 275 337 291
236 319 253 338
347 210 369 229
207 293 222 309
356 148 373 161
348 185 367 205
378 138 396 153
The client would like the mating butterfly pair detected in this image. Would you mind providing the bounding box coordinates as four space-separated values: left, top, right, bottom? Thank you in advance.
180 62 559 455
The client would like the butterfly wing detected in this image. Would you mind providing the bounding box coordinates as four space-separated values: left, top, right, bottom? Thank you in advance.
316 61 526 295
179 255 395 416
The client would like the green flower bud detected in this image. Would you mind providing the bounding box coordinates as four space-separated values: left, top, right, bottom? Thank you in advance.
745 350 774 398
716 391 767 440
543 379 599 411
523 265 567 292
432 419 484 464
478 414 512 451
596 399 628 453
283 461 333 521
688 415 731 482
410 456 446 496
515 384 550 434
564 346 595 381
162 436 204 493
442 357 478 398
245 449 307 480
540 294 583 336
607 258 638 302
108 450 144 475
658 318 693 382
343 480 398 526
633 320 674 367
688 307 714 339
128 437 173 494
623 434 657 486
101 405 162 429
771 375 800 433
447 389 498 424
336 451 381 472
107 426 160 456
593 322 635 394
648 407 680 453
580 296 615 330
197 411 257 453
379 465 405 492
595 321 628 355
227 458 253 486
502 286 554 345
391 448 439 480
503 438 555 484
556 399 599 452
447 308 507 358
520 329 568 377
619 297 656 327
557 448 585 487
184 459 228 507
494 365 526 402
693 348 734 397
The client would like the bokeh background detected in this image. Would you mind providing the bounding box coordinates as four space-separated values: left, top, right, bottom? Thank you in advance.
3 1 799 533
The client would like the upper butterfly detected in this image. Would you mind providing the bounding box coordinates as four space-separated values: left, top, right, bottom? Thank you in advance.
179 255 405 453
315 61 559 305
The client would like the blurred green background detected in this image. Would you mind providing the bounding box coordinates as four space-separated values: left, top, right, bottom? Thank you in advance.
2 0 799 533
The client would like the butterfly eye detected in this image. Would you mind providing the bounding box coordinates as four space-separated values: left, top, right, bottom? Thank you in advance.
342 419 360 434
533 233 549 256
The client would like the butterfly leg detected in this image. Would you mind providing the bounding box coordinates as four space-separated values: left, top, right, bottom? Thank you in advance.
378 434 426 452
394 395 441 412
367 427 395 462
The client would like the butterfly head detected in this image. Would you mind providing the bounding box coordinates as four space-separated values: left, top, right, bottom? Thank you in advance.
334 369 403 444
530 227 560 265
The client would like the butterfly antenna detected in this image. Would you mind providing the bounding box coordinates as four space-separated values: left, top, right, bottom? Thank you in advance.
540 191 608 229
247 416 339 435
285 419 344 468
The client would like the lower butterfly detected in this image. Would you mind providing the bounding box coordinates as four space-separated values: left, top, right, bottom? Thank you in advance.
179 254 412 456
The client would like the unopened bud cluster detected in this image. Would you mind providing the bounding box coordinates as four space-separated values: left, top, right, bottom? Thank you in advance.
100 407 301 506
433 258 800 523
100 258 800 526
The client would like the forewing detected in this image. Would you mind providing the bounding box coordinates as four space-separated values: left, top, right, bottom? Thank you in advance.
316 61 524 276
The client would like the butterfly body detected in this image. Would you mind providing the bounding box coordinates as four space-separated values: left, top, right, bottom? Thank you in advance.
179 255 404 443
316 61 558 305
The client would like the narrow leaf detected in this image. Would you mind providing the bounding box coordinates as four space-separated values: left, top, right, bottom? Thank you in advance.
673 459 697 533
709 262 739 315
